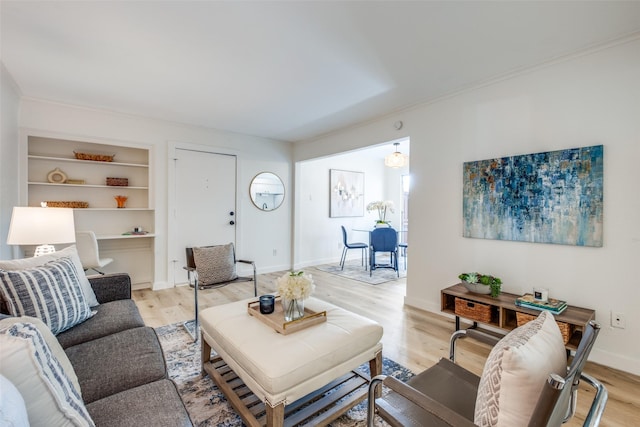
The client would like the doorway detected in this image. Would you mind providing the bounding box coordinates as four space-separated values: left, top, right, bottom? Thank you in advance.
171 148 237 285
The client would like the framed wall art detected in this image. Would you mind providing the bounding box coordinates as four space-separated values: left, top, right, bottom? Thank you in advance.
330 169 364 218
462 145 603 247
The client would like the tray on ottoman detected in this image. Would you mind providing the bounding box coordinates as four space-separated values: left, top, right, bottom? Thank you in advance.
247 296 326 335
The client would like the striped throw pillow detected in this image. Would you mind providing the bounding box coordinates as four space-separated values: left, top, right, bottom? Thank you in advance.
0 322 94 426
0 257 93 335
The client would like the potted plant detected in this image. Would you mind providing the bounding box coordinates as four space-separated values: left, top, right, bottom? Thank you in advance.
459 272 502 297
366 200 394 227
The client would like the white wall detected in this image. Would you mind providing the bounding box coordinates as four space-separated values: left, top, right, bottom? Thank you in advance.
294 149 407 268
0 63 21 260
294 37 640 375
14 98 293 288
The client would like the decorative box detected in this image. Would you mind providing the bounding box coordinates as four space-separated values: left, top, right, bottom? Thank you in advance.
106 177 129 186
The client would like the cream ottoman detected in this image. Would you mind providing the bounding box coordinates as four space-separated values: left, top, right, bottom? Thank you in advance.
200 297 383 427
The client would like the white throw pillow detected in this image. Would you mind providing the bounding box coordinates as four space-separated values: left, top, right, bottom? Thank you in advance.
193 243 238 285
0 257 94 334
474 310 567 426
0 374 29 427
0 245 99 307
0 316 81 396
0 322 94 426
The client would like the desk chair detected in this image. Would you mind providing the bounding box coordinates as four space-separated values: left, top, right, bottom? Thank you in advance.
367 311 607 427
75 231 113 274
340 226 368 270
369 227 399 277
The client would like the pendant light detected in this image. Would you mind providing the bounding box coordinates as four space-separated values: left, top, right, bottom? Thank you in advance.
384 142 408 168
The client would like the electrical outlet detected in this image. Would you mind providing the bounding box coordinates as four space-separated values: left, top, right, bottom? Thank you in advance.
611 311 626 329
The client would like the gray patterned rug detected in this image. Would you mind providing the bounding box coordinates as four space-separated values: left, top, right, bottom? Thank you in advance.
156 322 413 426
315 258 406 285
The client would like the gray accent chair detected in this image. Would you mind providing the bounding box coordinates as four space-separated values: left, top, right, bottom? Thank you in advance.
367 321 607 427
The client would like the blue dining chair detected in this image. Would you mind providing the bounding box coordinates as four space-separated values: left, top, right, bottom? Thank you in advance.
370 227 399 277
340 226 368 270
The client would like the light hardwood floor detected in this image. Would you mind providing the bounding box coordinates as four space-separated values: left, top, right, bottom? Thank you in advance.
133 266 639 427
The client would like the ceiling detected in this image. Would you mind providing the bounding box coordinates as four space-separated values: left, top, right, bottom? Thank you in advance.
2 1 640 143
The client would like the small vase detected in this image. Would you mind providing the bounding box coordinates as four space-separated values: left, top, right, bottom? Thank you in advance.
281 298 305 322
114 195 128 208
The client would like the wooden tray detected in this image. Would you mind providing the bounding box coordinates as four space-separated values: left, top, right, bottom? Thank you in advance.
247 296 326 335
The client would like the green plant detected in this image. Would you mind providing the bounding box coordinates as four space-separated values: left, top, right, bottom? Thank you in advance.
459 272 502 297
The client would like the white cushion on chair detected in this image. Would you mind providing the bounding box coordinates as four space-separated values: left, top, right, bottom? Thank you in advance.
474 310 566 427
193 244 238 285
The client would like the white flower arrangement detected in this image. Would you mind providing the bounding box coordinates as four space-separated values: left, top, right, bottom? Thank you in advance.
276 271 315 300
366 200 395 223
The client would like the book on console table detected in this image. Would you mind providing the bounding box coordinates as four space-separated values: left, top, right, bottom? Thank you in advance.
515 294 568 314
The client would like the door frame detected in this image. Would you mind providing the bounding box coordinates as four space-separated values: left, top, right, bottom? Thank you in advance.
167 141 243 287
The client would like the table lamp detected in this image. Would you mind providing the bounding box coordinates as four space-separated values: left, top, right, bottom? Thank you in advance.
6 206 76 257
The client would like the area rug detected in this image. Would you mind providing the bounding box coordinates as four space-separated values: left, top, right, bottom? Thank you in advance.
156 322 413 426
315 258 406 285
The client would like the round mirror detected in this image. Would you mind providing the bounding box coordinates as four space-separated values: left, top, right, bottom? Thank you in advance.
250 172 285 211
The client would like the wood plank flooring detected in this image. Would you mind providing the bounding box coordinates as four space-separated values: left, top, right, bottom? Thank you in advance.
133 266 639 427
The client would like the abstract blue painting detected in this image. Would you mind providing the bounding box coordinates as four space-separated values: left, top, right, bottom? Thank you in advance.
463 145 603 247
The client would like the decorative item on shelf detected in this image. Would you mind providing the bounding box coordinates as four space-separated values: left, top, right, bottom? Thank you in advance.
47 168 68 183
65 179 85 185
73 150 115 162
114 195 128 208
367 200 394 227
44 201 89 208
106 177 129 186
275 271 315 322
458 272 502 297
516 312 572 344
259 295 275 315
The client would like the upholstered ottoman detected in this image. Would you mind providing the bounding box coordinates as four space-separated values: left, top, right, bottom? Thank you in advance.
199 297 383 427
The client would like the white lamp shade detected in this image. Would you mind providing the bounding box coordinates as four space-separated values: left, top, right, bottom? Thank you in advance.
384 151 409 168
7 207 76 245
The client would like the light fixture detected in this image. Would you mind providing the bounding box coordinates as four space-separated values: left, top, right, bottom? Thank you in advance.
384 142 409 168
7 206 76 257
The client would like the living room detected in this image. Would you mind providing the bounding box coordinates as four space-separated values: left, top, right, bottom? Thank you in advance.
1 1 639 425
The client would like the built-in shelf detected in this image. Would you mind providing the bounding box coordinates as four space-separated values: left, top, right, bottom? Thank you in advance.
29 182 149 190
24 133 155 287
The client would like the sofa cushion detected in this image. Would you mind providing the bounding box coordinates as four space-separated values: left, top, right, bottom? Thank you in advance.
0 322 94 427
56 299 145 349
0 316 81 395
65 327 167 404
86 379 192 427
0 374 30 427
193 243 238 285
0 245 99 307
0 257 94 335
474 310 567 427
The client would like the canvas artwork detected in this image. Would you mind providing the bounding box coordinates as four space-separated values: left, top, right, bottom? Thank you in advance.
330 169 364 217
463 145 603 247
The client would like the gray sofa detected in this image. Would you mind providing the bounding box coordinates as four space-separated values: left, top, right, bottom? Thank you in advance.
2 273 193 427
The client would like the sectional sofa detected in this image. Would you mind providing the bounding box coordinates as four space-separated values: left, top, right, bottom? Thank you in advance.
0 246 193 426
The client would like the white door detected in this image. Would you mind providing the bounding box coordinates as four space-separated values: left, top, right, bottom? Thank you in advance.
173 148 237 285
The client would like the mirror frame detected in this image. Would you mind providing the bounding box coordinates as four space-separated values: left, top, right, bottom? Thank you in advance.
249 172 285 211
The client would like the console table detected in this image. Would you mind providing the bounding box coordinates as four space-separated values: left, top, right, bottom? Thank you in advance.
441 284 595 350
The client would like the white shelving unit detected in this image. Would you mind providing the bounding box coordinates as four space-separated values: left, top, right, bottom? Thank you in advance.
22 132 155 288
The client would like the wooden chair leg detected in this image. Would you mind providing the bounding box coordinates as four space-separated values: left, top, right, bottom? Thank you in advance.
266 402 285 427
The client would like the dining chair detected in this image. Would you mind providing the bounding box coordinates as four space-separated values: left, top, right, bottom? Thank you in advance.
398 242 408 270
340 226 368 270
369 227 399 277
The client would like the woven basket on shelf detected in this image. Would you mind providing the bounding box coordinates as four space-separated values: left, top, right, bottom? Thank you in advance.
44 201 89 208
106 177 128 186
516 311 571 344
73 151 114 162
454 297 492 323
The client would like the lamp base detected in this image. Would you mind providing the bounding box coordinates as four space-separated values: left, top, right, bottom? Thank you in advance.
34 244 56 257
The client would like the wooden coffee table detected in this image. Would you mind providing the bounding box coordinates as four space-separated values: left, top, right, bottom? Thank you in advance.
199 297 383 427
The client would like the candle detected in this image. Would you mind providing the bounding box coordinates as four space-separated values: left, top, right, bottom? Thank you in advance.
259 295 275 314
